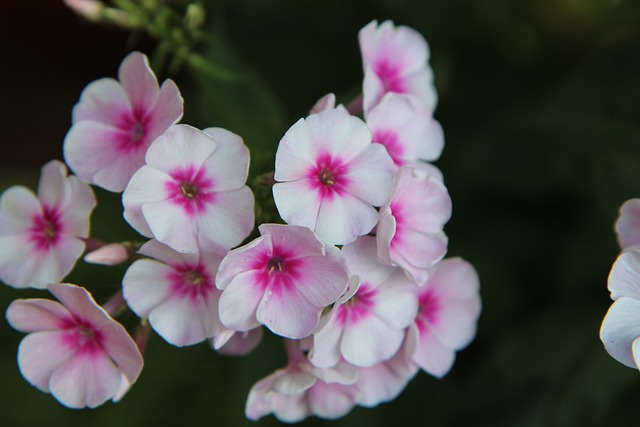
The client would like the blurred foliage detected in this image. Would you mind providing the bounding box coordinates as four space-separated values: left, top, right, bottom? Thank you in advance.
3 0 640 426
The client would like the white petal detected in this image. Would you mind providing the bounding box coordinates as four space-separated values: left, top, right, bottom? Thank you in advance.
202 127 250 191
609 249 640 300
148 295 211 346
122 259 173 318
343 143 395 206
315 192 379 246
273 180 322 230
72 77 130 125
600 297 640 368
195 187 255 249
0 186 41 235
412 325 455 378
257 276 320 339
341 315 404 367
145 124 217 174
218 271 263 331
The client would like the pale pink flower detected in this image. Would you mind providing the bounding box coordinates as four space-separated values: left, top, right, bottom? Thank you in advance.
5 283 143 408
246 340 358 422
310 236 418 368
0 160 95 289
309 93 336 114
123 237 229 347
408 257 481 378
359 20 437 114
366 93 444 166
64 51 183 192
273 108 395 245
123 124 255 253
355 340 418 408
377 167 452 284
600 249 640 369
615 199 640 250
216 224 349 339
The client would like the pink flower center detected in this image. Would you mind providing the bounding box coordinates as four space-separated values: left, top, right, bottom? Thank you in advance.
373 130 404 166
375 60 405 93
308 154 350 199
335 283 377 326
29 206 63 251
59 317 105 356
117 109 150 152
166 166 215 216
252 246 302 293
168 263 214 300
416 289 440 335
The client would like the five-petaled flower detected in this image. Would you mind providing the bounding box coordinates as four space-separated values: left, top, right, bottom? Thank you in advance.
0 160 95 289
64 51 184 192
5 283 143 408
216 224 349 339
123 124 255 253
273 108 395 246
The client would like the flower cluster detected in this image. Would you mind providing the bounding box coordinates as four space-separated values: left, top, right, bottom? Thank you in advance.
1 19 481 421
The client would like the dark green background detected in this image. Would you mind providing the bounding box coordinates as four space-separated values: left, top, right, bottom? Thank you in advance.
2 0 640 425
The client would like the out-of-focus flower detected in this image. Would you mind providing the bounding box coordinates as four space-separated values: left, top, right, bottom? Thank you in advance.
366 93 444 166
377 167 451 285
310 236 418 368
601 248 640 369
0 160 95 288
359 20 437 114
123 124 255 253
64 0 104 21
246 339 358 422
407 257 481 378
615 198 640 250
123 237 229 347
216 224 349 339
64 51 183 192
273 108 395 245
5 283 143 408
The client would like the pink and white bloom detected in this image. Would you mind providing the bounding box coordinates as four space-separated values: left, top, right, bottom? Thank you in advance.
310 236 418 368
64 51 183 192
246 340 358 422
615 199 640 250
273 108 395 245
377 166 452 285
0 160 95 289
5 283 143 408
600 249 640 369
123 237 229 347
408 257 481 378
123 124 254 253
366 93 444 166
216 224 349 339
359 20 437 115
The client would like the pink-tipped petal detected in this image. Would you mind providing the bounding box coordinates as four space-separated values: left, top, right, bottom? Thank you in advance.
71 78 130 125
